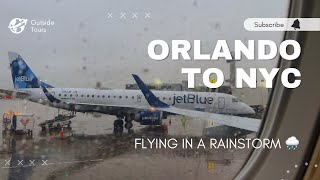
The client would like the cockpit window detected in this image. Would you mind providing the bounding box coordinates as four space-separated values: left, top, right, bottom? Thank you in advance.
232 98 243 103
232 98 240 102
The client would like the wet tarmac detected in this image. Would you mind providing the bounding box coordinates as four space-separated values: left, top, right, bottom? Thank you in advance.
0 99 254 180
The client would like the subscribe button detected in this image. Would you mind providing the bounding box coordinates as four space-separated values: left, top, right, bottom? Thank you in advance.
244 18 320 31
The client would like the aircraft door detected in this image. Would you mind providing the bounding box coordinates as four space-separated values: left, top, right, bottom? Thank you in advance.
137 95 142 102
218 97 225 109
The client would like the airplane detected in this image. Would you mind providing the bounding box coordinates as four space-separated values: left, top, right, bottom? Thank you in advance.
132 74 261 132
0 52 258 131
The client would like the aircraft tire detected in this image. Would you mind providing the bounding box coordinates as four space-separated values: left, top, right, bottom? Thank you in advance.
116 119 123 126
125 122 133 129
114 119 124 129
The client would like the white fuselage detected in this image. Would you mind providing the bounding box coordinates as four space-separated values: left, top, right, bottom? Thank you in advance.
20 88 255 115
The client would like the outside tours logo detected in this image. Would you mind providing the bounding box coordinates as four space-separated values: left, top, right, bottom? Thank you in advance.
8 17 54 34
8 18 28 34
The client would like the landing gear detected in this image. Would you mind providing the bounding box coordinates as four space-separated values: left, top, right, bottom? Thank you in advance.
113 118 124 130
125 122 133 129
124 114 134 130
113 115 134 132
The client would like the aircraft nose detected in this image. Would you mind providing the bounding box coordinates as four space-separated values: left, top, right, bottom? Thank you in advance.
245 104 256 114
239 102 255 114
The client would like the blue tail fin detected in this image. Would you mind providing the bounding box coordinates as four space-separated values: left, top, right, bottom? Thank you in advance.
8 52 53 89
40 84 61 103
132 74 169 108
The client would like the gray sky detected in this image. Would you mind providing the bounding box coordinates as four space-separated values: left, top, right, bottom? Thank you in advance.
0 0 289 89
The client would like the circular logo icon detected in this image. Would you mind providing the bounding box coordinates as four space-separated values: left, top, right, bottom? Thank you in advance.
8 18 28 34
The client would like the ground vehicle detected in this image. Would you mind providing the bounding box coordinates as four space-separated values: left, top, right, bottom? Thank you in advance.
39 112 75 130
2 111 35 134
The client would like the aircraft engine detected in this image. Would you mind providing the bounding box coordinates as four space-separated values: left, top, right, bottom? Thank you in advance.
133 110 164 125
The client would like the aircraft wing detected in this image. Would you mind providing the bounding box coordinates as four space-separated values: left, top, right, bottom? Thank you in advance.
156 106 260 132
132 74 261 132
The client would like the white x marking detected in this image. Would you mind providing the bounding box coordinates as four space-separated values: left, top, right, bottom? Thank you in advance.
4 159 11 166
144 12 151 18
120 12 126 19
107 12 113 18
132 12 138 19
41 160 48 166
17 160 24 166
29 160 35 166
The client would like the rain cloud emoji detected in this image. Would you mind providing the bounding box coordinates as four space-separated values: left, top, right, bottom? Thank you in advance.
285 136 299 150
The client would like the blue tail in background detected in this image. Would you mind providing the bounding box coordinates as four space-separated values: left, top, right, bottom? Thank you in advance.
132 74 169 108
8 52 53 89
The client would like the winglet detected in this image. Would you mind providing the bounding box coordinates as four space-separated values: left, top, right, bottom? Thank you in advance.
132 74 169 108
40 84 61 103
